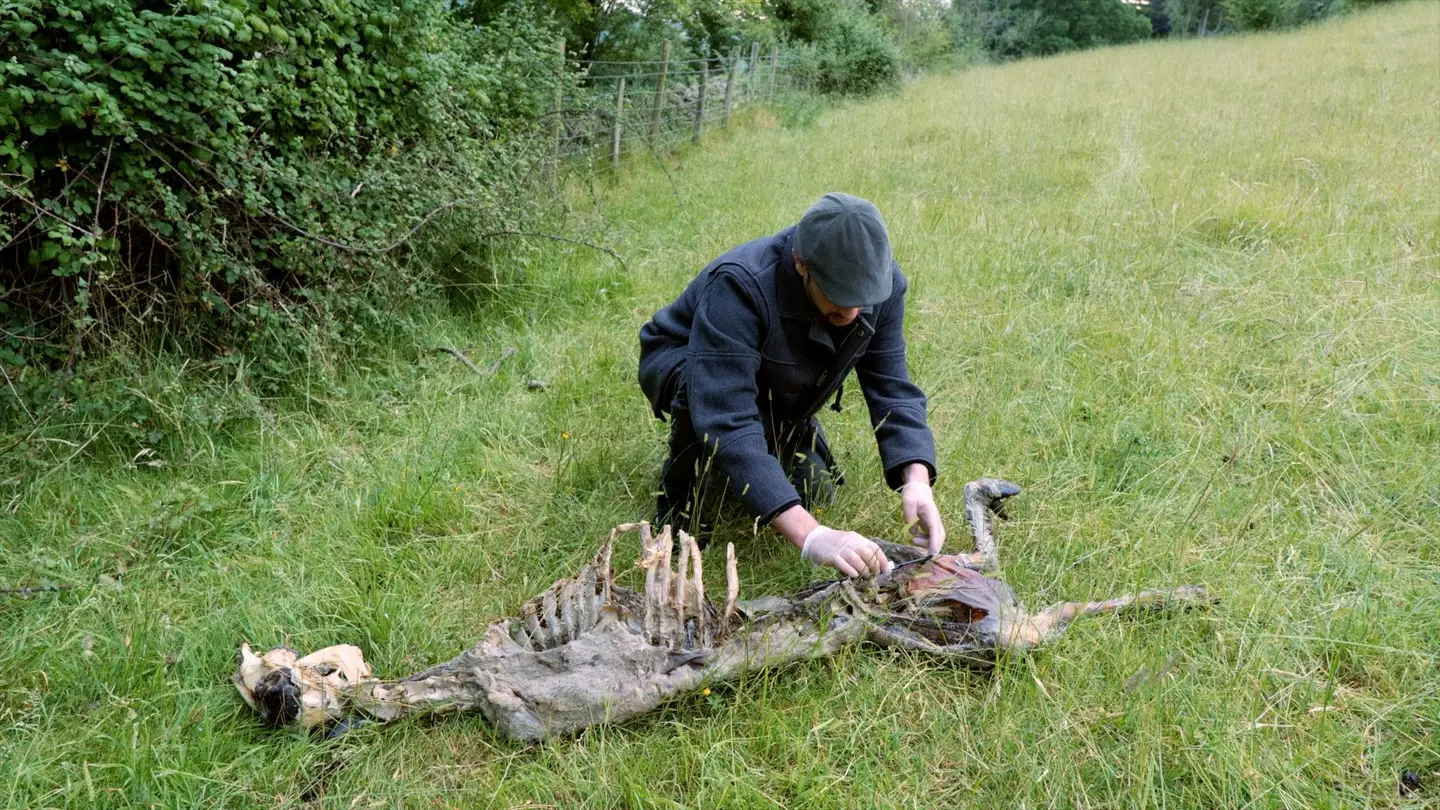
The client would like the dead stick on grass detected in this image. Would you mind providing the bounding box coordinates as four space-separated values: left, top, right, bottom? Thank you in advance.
433 347 484 375
2 584 78 597
434 345 516 376
486 346 517 374
479 231 630 274
175 147 632 268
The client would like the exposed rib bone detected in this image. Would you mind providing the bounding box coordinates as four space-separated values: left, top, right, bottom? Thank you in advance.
657 525 675 642
639 522 660 640
584 573 602 630
541 590 560 645
510 620 535 651
558 579 579 643
674 527 690 620
599 534 614 602
658 526 673 614
683 531 705 645
576 564 597 634
521 600 543 648
723 543 738 627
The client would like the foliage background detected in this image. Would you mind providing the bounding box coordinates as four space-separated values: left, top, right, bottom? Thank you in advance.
2 0 1410 456
1 0 565 446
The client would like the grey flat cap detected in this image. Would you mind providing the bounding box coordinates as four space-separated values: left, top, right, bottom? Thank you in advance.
794 192 892 308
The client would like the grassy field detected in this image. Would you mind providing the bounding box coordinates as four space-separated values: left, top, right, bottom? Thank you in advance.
3 4 1438 807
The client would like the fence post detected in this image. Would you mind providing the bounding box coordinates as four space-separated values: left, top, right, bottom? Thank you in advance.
549 38 565 180
611 77 625 168
748 41 760 100
768 44 778 102
694 56 707 144
650 40 670 146
722 48 738 128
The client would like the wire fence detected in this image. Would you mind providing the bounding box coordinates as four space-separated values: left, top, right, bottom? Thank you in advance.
545 41 808 175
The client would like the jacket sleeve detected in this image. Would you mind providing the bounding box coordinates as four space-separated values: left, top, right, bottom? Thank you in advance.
854 270 938 489
687 269 802 522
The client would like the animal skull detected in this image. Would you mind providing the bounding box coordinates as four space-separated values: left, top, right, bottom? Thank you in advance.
234 644 371 728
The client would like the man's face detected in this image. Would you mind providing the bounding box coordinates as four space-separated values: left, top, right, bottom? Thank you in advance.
794 252 862 327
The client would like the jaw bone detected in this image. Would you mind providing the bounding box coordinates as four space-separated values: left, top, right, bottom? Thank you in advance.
235 480 1213 741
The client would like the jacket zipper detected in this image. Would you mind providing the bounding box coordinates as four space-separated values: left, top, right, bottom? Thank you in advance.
799 322 869 418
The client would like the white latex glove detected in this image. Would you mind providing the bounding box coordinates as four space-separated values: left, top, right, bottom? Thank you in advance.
900 481 946 556
801 526 894 578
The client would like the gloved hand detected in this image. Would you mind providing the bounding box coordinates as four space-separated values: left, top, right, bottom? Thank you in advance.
900 481 946 556
800 525 894 578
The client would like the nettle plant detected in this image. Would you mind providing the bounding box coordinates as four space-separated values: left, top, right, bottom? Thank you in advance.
0 0 565 425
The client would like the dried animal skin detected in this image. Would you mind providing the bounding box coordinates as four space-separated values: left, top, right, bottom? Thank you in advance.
235 479 1213 741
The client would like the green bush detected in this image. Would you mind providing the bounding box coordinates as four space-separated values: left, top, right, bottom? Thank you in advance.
949 0 1153 57
877 0 959 73
1221 0 1302 29
1167 0 1362 34
772 0 903 95
1161 0 1226 36
0 0 566 430
1032 0 1153 52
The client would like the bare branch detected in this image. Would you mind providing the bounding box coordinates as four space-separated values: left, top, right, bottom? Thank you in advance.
432 346 484 375
266 198 469 254
479 230 629 273
1 583 77 597
93 138 115 236
486 346 517 374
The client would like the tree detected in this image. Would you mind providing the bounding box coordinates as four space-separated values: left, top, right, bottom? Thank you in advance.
1162 0 1226 34
1221 0 1300 30
1143 1 1173 36
770 0 904 93
1031 0 1154 52
950 0 1151 57
871 0 957 70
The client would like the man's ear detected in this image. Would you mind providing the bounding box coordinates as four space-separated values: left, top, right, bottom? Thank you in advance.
792 249 806 277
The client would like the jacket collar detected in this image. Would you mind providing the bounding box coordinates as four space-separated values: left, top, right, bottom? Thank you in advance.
774 227 875 352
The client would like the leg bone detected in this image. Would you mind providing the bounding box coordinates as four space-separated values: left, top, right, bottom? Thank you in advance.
1002 585 1213 651
962 478 1021 570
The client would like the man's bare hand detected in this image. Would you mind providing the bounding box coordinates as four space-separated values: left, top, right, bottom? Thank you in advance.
900 479 946 556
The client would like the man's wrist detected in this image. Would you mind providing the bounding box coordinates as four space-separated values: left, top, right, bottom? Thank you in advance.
771 504 819 549
902 462 931 488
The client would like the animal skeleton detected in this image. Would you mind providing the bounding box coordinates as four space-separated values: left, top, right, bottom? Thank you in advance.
235 479 1210 741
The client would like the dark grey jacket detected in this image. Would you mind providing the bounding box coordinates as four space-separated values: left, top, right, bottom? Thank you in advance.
638 226 938 522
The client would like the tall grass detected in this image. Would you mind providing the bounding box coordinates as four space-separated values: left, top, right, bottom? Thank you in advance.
2 4 1436 807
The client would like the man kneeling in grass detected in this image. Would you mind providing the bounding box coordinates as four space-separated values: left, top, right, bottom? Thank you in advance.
638 193 946 578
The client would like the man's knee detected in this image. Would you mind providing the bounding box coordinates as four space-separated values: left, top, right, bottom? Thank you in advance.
657 407 719 525
789 448 838 510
